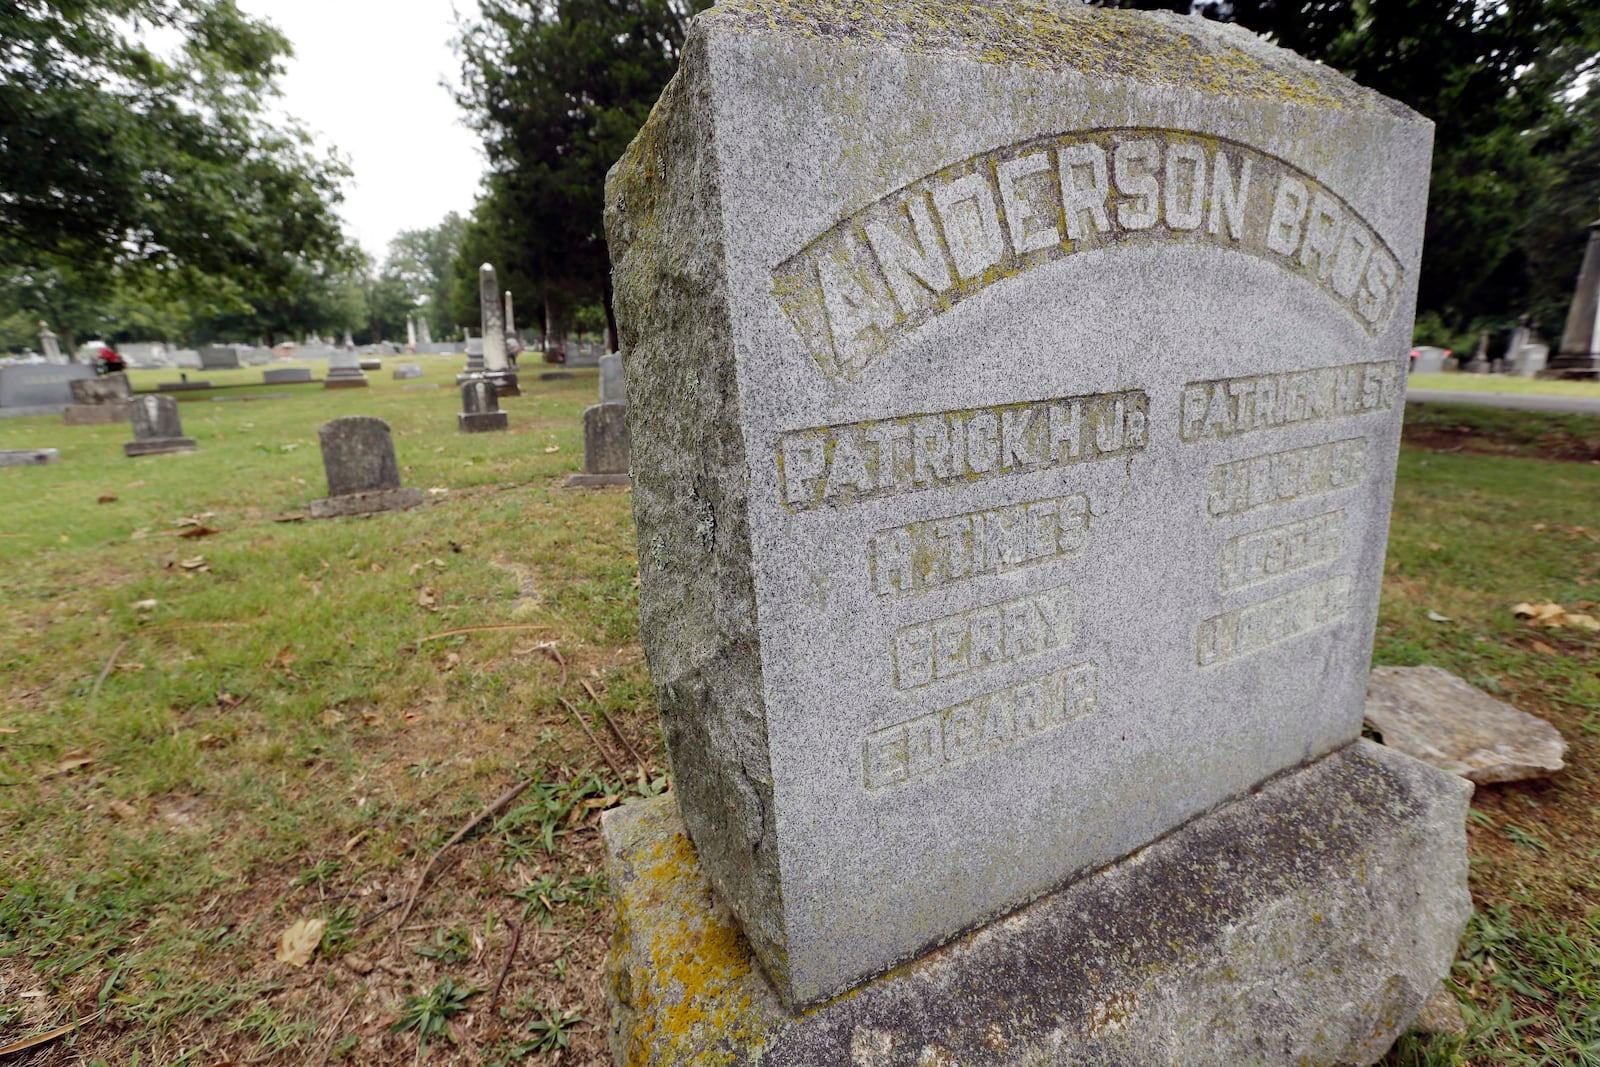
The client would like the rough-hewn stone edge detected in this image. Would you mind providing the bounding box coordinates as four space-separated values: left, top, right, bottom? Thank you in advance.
308 487 424 518
605 27 786 1000
124 438 197 457
603 740 1472 1067
700 0 1423 120
567 473 632 488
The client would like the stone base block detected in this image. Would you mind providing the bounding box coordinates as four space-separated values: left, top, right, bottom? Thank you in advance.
308 486 424 518
603 740 1471 1067
489 372 521 397
458 411 508 433
63 403 129 425
324 375 369 389
539 371 574 380
124 438 197 457
566 473 631 488
0 448 60 467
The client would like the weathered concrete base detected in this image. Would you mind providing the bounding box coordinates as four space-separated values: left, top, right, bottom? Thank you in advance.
566 473 631 488
458 411 508 433
0 448 60 467
539 371 574 380
308 486 424 518
489 371 521 397
124 437 197 457
63 403 130 425
323 374 370 389
603 740 1471 1067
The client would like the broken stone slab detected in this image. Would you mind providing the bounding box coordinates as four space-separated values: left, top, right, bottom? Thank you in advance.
0 448 60 467
1365 664 1566 783
604 740 1472 1067
308 487 424 519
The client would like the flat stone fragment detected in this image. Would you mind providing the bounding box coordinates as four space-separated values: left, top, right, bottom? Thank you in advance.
263 367 314 384
307 486 424 518
0 448 60 467
124 438 197 457
604 740 1472 1067
1365 664 1566 783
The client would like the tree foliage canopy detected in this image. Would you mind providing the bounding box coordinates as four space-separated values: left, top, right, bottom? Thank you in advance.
452 0 709 346
0 0 354 347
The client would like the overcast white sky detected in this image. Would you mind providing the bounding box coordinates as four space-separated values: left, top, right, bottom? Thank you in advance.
237 0 486 262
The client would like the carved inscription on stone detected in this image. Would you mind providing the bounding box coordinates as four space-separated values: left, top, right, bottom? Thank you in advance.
864 662 1099 788
892 586 1074 690
1179 361 1400 443
778 392 1145 511
870 493 1089 597
772 127 1404 381
1196 575 1352 666
1206 438 1367 519
1219 510 1348 592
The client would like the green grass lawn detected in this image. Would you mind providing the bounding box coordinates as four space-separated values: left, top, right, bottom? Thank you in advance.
1 381 1598 1065
1409 372 1600 399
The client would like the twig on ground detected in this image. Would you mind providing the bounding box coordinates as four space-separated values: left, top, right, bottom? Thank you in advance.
89 640 127 701
0 1013 101 1056
313 993 362 1067
542 643 569 687
357 899 405 930
417 624 552 644
488 920 524 1016
560 697 627 780
389 777 537 938
584 679 646 768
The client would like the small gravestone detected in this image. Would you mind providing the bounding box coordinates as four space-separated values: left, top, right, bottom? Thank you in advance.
566 405 630 487
0 448 60 467
308 417 424 518
124 395 196 456
38 322 62 363
1410 346 1448 374
602 2 1468 1063
359 357 382 371
63 372 132 425
1462 329 1490 373
0 363 95 411
598 351 626 404
198 345 244 370
263 367 314 384
473 264 520 396
418 317 433 346
1366 665 1566 783
1516 342 1549 377
393 364 424 380
458 378 507 433
324 349 369 389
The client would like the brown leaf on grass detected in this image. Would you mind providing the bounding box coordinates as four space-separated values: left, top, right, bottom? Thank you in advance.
543 445 560 453
274 647 297 668
275 918 326 967
97 493 117 504
1531 640 1559 656
45 751 95 778
0 727 18 735
178 555 207 570
1514 601 1570 627
106 799 139 819
129 528 150 540
216 691 246 709
177 525 219 539
417 587 438 611
1570 613 1600 631
441 652 461 671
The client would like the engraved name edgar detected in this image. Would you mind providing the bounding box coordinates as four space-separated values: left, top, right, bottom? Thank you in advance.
779 392 1145 511
864 662 1099 788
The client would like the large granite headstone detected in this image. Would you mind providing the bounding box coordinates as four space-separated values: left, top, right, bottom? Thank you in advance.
457 378 507 433
309 417 423 518
64 372 132 425
324 349 369 389
1410 345 1449 374
124 395 196 456
0 363 96 412
1549 211 1600 377
602 1 1467 1062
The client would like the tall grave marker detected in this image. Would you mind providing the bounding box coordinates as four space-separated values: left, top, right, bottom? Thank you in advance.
476 264 520 396
1549 211 1600 378
601 2 1470 1064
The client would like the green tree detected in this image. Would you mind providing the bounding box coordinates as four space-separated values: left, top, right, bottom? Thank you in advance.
385 213 468 340
0 0 354 351
1101 0 1600 334
452 0 709 351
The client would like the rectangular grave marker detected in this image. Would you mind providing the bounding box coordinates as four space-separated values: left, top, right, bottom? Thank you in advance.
608 0 1434 1012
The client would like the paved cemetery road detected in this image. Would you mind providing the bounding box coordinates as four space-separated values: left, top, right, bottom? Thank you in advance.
1407 388 1600 416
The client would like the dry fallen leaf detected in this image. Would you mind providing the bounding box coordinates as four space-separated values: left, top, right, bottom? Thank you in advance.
1513 601 1570 627
47 751 95 778
1530 640 1559 656
106 799 139 820
543 445 560 453
1569 613 1600 631
217 692 246 709
97 493 117 504
275 918 326 967
132 598 158 611
417 587 438 611
129 528 150 540
177 525 219 539
0 727 18 735
179 555 207 570
442 651 461 671
1426 610 1451 623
